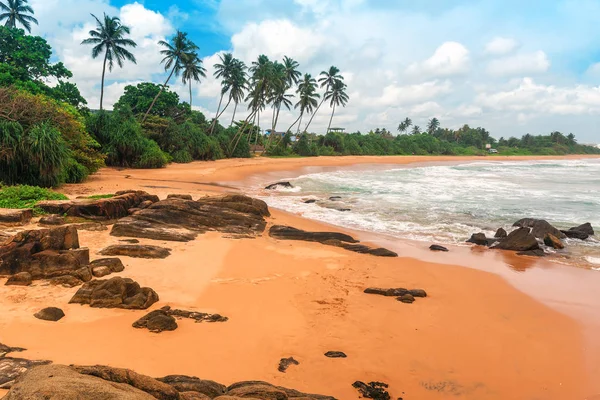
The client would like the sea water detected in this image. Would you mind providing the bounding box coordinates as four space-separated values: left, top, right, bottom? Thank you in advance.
258 159 600 268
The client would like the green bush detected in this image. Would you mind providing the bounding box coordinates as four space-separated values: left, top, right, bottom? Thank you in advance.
135 139 169 169
171 149 193 163
0 185 67 209
64 158 88 183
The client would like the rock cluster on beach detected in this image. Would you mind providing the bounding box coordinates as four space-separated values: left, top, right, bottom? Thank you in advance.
132 306 228 333
364 287 427 304
69 276 159 310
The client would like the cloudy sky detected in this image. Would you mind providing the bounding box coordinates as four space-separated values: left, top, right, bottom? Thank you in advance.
29 0 600 142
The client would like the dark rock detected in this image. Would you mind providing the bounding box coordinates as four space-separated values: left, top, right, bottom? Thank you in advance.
120 239 140 244
336 208 351 212
227 383 288 400
277 357 299 373
466 233 488 246
167 194 193 200
226 381 336 400
164 306 228 323
409 289 427 298
128 208 142 215
322 240 397 257
0 343 24 357
90 258 125 273
364 287 409 297
132 309 178 333
429 244 448 252
157 375 227 398
513 218 566 239
303 199 317 204
39 214 65 226
99 244 171 259
494 228 508 238
0 358 52 390
329 196 342 201
5 272 32 286
270 225 357 244
69 277 159 310
34 307 65 322
544 234 564 249
0 208 33 225
569 222 594 236
324 351 347 358
492 227 540 251
561 229 589 240
49 275 84 288
516 249 547 257
139 200 154 209
397 294 415 304
265 182 293 190
352 381 391 400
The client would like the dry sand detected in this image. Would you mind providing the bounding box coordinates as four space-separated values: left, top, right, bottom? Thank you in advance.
1 155 600 400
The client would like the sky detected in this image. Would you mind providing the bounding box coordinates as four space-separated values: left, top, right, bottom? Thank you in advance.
28 0 600 143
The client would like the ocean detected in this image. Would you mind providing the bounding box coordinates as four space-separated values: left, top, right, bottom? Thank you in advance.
258 159 600 268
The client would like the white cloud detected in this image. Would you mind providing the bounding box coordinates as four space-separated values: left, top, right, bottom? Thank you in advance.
360 81 453 108
586 62 600 77
407 42 470 78
486 51 550 77
485 37 519 56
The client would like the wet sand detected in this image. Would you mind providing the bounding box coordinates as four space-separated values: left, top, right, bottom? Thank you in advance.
1 155 599 399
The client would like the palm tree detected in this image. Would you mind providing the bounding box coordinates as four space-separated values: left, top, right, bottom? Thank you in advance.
81 13 137 111
411 125 421 135
397 117 412 133
228 61 247 125
286 73 319 134
181 52 206 108
143 30 197 122
282 56 301 86
427 117 440 134
324 79 349 132
0 0 38 32
211 53 236 133
304 66 343 132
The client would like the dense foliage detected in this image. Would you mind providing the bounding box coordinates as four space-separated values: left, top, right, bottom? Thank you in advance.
0 185 67 209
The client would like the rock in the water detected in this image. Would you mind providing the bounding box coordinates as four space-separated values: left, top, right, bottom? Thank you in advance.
69 277 159 309
352 381 391 400
324 351 347 358
429 244 449 252
34 307 65 322
0 357 52 390
492 227 540 251
5 272 32 286
364 287 409 297
132 309 178 333
466 233 488 246
0 208 33 225
90 258 125 273
167 194 193 200
516 249 546 257
49 275 84 288
39 214 66 226
265 182 293 190
99 244 171 259
278 357 299 373
513 218 566 239
569 222 594 236
303 199 317 204
561 229 589 240
269 225 357 244
157 375 227 398
397 294 415 304
544 234 564 249
494 228 508 238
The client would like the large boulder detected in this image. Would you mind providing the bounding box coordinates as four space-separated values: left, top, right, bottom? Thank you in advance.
466 233 489 246
69 277 159 310
513 218 566 239
132 309 178 333
269 225 357 244
226 383 288 400
34 307 65 322
494 228 508 238
99 244 171 259
5 272 32 286
157 375 227 398
492 228 540 251
569 222 594 236
0 208 33 225
544 234 564 249
90 258 125 276
0 357 52 389
110 195 269 242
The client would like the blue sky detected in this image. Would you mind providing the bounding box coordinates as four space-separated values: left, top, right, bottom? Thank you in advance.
29 0 600 142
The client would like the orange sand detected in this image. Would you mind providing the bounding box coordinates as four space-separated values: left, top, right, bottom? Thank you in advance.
1 155 600 399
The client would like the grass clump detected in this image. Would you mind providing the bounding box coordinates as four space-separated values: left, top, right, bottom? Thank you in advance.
86 194 115 199
0 185 68 210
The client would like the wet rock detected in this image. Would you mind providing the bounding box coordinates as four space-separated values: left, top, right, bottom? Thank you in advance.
90 258 125 273
329 196 342 201
270 225 358 244
429 244 449 252
409 289 427 298
0 358 52 390
466 233 488 246
34 307 65 322
303 199 317 204
352 381 391 400
397 294 415 304
99 244 171 259
494 228 508 238
364 288 409 297
544 234 564 249
227 383 288 400
324 351 347 358
164 306 228 323
167 194 193 200
49 275 83 288
69 277 159 310
265 182 293 190
157 375 227 398
516 249 546 257
513 218 566 239
569 222 594 236
5 272 32 286
323 239 398 257
39 214 65 226
132 309 178 333
278 357 299 373
0 208 33 225
492 227 540 252
561 229 589 240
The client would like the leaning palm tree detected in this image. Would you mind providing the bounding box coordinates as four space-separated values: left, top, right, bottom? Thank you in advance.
427 117 440 134
228 62 247 125
81 13 137 111
181 52 206 108
0 0 38 32
286 73 319 134
210 53 237 133
143 30 197 122
324 79 349 132
398 117 412 133
303 65 343 132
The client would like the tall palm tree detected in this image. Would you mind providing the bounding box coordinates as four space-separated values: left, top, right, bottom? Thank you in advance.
211 53 236 133
304 65 343 132
397 117 412 133
286 73 319 134
324 79 349 132
411 125 421 135
143 30 197 122
181 52 206 108
228 61 247 125
0 0 38 32
282 56 301 86
427 117 440 134
81 13 136 111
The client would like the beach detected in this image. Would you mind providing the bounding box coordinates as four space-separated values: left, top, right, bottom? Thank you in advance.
1 155 600 399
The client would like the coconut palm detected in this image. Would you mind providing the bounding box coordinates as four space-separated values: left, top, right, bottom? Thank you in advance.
211 53 237 133
81 13 137 111
181 52 206 108
286 73 320 134
0 0 38 32
303 65 343 132
282 56 301 86
411 125 421 135
397 117 412 133
427 117 440 134
228 61 247 125
143 30 197 122
324 79 349 132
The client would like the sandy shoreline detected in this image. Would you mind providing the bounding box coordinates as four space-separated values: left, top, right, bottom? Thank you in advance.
2 155 600 399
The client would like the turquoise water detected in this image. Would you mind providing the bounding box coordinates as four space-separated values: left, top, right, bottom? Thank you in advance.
259 159 600 268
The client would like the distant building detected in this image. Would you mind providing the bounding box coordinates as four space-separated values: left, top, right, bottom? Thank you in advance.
265 129 286 139
327 127 346 134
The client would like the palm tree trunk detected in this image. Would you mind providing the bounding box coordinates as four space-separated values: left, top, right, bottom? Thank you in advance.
230 102 238 126
297 114 304 134
99 50 109 111
189 80 193 108
304 98 325 132
143 65 176 123
229 109 256 157
273 106 282 132
285 113 302 138
327 103 336 132
255 110 260 147
210 93 225 135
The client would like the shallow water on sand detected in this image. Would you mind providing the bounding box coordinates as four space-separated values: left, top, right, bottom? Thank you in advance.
258 159 600 268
